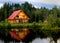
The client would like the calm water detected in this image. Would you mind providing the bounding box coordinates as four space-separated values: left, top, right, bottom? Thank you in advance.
0 28 60 43
0 38 60 43
32 38 50 43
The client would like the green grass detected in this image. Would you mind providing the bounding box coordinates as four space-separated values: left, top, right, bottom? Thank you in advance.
0 22 60 28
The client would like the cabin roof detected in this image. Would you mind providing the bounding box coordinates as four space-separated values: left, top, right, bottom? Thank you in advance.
8 10 29 20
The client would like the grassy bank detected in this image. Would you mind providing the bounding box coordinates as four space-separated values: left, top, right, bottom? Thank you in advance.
0 22 60 29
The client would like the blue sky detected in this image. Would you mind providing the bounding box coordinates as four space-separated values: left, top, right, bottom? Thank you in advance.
0 0 60 9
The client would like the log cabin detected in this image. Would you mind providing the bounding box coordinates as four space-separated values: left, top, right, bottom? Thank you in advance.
8 10 29 23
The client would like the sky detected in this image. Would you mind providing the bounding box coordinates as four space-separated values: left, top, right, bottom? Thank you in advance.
0 0 60 9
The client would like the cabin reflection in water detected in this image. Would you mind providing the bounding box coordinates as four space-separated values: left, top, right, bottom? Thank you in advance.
9 28 30 41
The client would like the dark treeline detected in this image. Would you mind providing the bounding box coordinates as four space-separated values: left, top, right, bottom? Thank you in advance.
0 2 60 22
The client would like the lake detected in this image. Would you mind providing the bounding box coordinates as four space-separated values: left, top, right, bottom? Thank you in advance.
0 28 60 43
0 38 60 43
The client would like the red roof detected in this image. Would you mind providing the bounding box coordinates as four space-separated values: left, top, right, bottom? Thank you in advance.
9 31 21 41
8 10 22 20
9 31 30 41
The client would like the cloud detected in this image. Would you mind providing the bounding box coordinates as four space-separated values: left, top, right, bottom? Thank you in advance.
39 0 60 6
0 3 3 8
32 2 54 9
0 0 60 9
0 0 60 5
34 5 38 8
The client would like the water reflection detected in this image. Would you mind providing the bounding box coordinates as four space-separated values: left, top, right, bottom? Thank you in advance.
9 28 30 41
9 28 51 43
32 38 50 43
0 38 60 43
0 40 4 43
0 28 60 43
0 38 51 43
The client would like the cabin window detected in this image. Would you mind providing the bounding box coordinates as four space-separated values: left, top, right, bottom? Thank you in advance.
22 20 27 23
15 16 19 19
22 16 25 18
17 16 19 17
20 10 22 12
14 20 19 23
16 20 19 23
